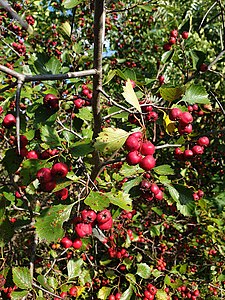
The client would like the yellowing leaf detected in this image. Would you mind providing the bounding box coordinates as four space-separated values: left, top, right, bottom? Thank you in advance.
163 112 176 135
62 22 71 37
122 79 141 113
94 127 130 153
160 86 185 102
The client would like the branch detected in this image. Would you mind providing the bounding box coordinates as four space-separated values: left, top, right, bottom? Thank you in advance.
90 0 105 181
209 91 225 116
0 65 98 82
16 80 23 154
155 144 181 150
198 2 217 32
32 282 63 299
217 0 225 48
208 49 225 70
0 0 33 34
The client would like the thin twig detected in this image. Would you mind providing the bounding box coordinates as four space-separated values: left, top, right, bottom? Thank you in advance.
198 2 217 32
209 91 225 116
0 0 33 33
217 0 225 48
0 81 17 93
16 80 23 154
32 282 63 299
155 144 182 150
208 49 225 70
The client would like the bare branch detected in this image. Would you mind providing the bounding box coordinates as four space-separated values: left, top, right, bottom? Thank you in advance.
16 80 23 154
0 0 33 34
155 144 181 150
0 65 99 82
198 2 217 32
208 49 225 70
209 91 225 116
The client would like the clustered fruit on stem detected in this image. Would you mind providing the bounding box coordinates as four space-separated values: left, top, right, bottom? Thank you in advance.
140 179 164 201
125 132 156 171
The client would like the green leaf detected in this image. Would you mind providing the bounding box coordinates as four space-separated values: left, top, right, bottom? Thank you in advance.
40 125 61 148
137 4 153 12
76 107 93 121
79 269 92 285
103 70 117 85
161 50 174 64
84 191 110 211
108 191 133 211
182 85 210 104
169 184 196 216
150 225 161 237
179 263 187 274
20 159 52 186
136 263 151 279
11 290 29 300
37 275 54 292
63 0 83 9
94 127 129 154
52 180 73 193
125 273 136 284
0 218 14 247
2 149 23 174
71 139 93 157
154 164 175 175
45 57 61 74
12 267 32 290
61 22 71 37
159 86 185 102
156 289 169 300
151 207 164 216
122 79 141 112
107 106 129 119
67 259 83 279
35 204 74 243
120 284 133 300
123 177 142 194
97 286 112 300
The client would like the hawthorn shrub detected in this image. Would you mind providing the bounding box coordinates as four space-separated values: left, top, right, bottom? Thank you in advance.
0 0 225 300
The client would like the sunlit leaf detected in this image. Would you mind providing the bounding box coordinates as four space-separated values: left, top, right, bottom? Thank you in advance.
182 85 210 104
12 267 32 290
122 79 141 112
136 263 151 279
63 0 83 9
94 127 129 153
160 86 185 102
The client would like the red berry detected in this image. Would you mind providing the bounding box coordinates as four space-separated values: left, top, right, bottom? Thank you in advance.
75 223 92 238
74 98 85 109
26 150 39 159
126 150 142 165
125 133 142 151
199 63 208 72
184 149 194 158
51 162 68 178
163 43 171 51
81 209 97 223
169 37 176 45
154 190 163 200
69 286 77 296
61 237 72 248
54 188 68 200
192 145 204 155
98 217 113 230
43 94 59 109
179 112 193 125
170 29 178 38
97 209 111 224
139 155 156 171
72 238 82 249
182 31 189 39
108 295 115 300
169 108 182 121
197 136 210 147
41 180 57 192
140 141 155 156
2 114 16 128
150 183 160 195
178 123 193 135
37 168 52 183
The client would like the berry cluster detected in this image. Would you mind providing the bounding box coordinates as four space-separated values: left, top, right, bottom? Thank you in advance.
72 209 113 238
36 162 69 194
81 83 92 100
140 180 164 201
128 104 158 124
176 286 200 299
143 283 157 300
108 293 121 300
26 15 35 25
163 29 189 51
174 136 210 160
12 41 26 56
193 189 204 201
125 132 156 171
169 108 193 135
73 96 86 109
